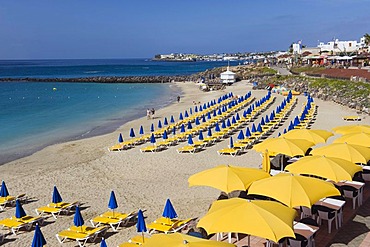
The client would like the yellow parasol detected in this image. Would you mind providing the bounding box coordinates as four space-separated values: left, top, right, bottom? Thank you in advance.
333 132 370 148
281 129 333 144
188 165 270 193
311 143 370 164
253 137 315 157
262 149 271 173
332 125 370 135
197 198 296 243
285 155 362 182
248 173 341 208
141 233 236 247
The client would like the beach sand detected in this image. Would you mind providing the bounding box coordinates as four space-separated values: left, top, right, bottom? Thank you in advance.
0 80 369 246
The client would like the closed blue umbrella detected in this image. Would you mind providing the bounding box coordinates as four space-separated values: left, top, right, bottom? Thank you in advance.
150 133 156 144
229 137 234 148
52 186 63 204
238 130 245 140
170 115 175 123
190 108 193 115
202 115 206 123
207 128 212 137
137 209 147 243
162 199 177 219
288 122 294 131
265 115 270 124
232 116 237 124
217 109 222 115
0 180 9 197
188 135 194 145
150 123 155 132
164 117 168 126
187 121 193 130
221 121 226 129
162 130 168 140
158 120 162 129
179 113 184 120
245 127 251 138
278 132 281 137
195 117 200 125
203 103 207 109
207 112 212 119
198 130 204 141
257 123 263 133
261 117 265 126
226 119 231 127
73 206 84 232
139 126 144 135
31 224 46 247
199 105 203 111
294 116 300 126
194 106 198 113
180 124 185 133
215 123 221 132
283 128 287 134
130 128 135 138
185 110 189 118
251 123 257 133
108 191 118 211
15 200 26 219
118 133 124 143
172 127 176 135
213 110 217 117
100 238 107 247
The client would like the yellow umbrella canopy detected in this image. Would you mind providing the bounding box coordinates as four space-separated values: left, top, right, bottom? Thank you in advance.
197 198 296 243
281 129 333 144
311 143 370 164
188 165 270 193
248 173 341 208
332 125 370 135
141 233 236 247
262 150 271 173
253 137 315 157
333 132 370 147
285 155 363 182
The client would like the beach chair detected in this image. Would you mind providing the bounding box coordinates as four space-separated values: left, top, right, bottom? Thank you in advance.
217 148 240 157
35 201 79 219
90 211 137 231
233 142 251 151
56 225 107 247
177 145 201 154
108 142 132 151
140 144 165 153
0 215 43 235
0 196 16 211
147 217 193 234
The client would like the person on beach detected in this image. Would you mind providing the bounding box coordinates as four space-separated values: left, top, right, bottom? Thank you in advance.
147 109 151 119
151 108 155 118
177 95 181 103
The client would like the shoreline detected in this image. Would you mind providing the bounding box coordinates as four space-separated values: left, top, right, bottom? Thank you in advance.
1 80 370 246
0 82 182 165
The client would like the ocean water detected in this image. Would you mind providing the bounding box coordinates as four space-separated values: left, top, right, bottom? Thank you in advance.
0 59 237 164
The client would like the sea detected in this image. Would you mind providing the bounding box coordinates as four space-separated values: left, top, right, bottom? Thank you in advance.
0 59 239 164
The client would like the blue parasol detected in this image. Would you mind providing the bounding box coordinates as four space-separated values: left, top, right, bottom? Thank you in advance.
189 108 193 115
215 123 221 132
261 117 265 126
52 185 63 204
31 224 46 247
207 112 211 119
150 133 156 144
229 137 234 148
129 128 135 138
139 126 144 135
180 124 185 133
136 209 147 243
232 116 237 124
179 113 183 120
207 128 212 137
15 199 26 218
158 120 162 129
0 180 9 197
185 110 189 118
237 130 245 140
265 115 269 124
202 115 206 123
217 109 222 115
150 123 154 132
172 127 176 135
164 117 168 126
257 123 263 133
213 110 217 117
187 121 193 130
118 133 124 143
251 123 257 133
194 106 198 113
221 121 226 129
162 130 168 140
170 115 175 123
73 206 84 231
188 135 194 145
198 130 204 141
108 191 118 211
245 127 251 138
199 105 203 111
226 119 231 127
195 117 200 125
100 238 107 247
162 199 177 219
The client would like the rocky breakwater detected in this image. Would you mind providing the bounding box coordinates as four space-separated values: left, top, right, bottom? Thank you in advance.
0 75 194 83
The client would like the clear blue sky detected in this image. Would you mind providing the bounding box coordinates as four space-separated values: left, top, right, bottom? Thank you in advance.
1 0 369 59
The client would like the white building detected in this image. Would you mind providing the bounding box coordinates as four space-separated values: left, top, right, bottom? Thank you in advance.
220 67 236 84
292 43 302 54
318 39 359 54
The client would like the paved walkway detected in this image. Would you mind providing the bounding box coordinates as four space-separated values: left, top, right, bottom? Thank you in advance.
270 66 292 76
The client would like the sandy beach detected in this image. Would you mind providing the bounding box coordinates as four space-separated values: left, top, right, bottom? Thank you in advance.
1 80 369 246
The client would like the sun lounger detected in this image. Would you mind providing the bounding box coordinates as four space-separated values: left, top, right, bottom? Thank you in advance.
217 148 240 157
0 215 43 235
56 226 107 247
35 201 79 219
233 142 251 151
90 211 137 231
0 196 16 211
343 116 361 121
140 144 165 153
177 145 201 154
147 218 193 234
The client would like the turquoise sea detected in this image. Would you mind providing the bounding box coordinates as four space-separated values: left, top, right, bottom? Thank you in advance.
0 59 236 164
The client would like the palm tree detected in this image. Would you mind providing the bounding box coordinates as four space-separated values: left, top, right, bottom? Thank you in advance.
364 33 370 46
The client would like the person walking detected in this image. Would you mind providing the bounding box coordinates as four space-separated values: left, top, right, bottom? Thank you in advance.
177 95 181 103
147 109 151 119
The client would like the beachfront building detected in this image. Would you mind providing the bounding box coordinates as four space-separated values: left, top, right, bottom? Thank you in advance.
318 38 362 54
220 67 236 84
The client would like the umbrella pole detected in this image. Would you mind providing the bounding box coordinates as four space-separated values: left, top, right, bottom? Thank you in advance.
142 232 144 243
248 235 250 247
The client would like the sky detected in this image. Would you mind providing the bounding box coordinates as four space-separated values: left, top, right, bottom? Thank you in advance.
0 0 369 59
